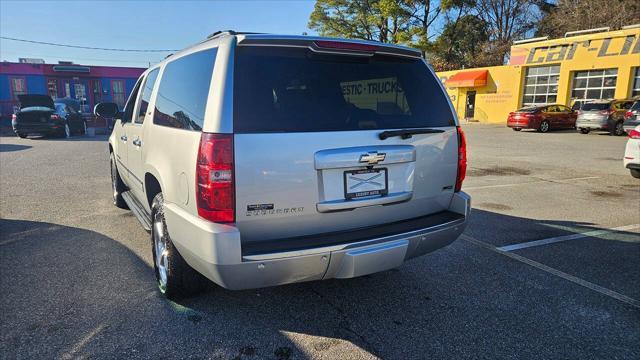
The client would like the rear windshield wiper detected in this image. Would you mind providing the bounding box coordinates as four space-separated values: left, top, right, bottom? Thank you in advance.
378 128 445 140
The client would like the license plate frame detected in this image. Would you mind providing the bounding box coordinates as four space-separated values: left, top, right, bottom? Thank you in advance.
344 168 388 200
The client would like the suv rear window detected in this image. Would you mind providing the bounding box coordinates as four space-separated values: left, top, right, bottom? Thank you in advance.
233 46 454 133
581 103 610 111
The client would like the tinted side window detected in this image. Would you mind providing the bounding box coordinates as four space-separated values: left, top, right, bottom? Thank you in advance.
234 46 454 133
136 68 159 124
153 48 217 130
122 78 143 123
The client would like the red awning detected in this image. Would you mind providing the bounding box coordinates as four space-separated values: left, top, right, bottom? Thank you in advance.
445 70 488 88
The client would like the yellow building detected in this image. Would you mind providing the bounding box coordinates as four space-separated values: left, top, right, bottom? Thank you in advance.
436 25 640 123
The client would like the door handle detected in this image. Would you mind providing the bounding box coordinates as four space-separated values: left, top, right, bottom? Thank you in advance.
132 138 142 147
120 135 127 142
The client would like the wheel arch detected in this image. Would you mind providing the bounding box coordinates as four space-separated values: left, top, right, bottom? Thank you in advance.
144 171 163 209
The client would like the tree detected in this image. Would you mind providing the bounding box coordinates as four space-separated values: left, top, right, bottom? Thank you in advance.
308 0 445 51
428 15 490 70
472 0 539 63
536 0 640 38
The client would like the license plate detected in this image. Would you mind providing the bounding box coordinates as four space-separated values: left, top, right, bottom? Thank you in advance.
344 168 388 200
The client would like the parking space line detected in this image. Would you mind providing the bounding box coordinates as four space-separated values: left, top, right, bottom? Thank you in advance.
464 176 600 190
497 224 640 252
462 234 640 308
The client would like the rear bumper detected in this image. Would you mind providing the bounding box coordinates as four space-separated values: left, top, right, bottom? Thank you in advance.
507 119 532 129
164 192 470 290
576 118 608 130
12 123 62 134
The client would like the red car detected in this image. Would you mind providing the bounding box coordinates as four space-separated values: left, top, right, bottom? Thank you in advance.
507 104 577 133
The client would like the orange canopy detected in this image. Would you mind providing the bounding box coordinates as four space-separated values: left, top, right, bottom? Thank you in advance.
445 70 488 88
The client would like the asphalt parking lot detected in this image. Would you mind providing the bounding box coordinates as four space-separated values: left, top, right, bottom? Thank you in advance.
1 124 638 359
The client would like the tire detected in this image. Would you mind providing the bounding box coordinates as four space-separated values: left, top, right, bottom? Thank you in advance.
16 132 27 139
151 193 205 299
579 128 590 134
612 121 624 136
512 128 522 132
110 152 129 209
538 120 550 133
631 169 640 179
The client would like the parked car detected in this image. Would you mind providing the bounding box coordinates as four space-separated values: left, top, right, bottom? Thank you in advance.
95 31 470 300
623 100 640 134
623 125 640 178
11 94 85 138
507 104 577 132
575 99 634 135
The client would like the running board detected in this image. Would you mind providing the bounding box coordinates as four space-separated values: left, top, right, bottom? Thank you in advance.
121 191 152 231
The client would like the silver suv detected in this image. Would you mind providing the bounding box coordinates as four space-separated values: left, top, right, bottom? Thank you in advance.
95 31 470 299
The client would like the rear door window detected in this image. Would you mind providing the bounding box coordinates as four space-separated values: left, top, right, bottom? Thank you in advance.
136 68 159 124
233 46 454 133
581 103 609 111
153 48 217 130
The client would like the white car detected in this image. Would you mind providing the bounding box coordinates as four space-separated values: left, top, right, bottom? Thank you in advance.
94 31 470 300
624 125 640 178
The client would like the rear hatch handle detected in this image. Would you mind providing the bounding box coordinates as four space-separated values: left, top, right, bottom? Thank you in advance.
379 128 444 140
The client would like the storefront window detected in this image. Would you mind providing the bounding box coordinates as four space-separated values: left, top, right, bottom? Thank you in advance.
632 68 640 97
10 77 27 100
111 80 125 109
521 65 560 106
571 68 617 102
91 80 102 104
47 79 58 98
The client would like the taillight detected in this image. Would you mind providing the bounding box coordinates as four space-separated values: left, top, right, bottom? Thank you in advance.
314 40 378 52
629 129 640 139
455 127 467 192
625 111 633 120
196 133 235 223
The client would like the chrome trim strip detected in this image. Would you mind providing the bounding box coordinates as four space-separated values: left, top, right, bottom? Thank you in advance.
116 158 143 186
316 191 413 213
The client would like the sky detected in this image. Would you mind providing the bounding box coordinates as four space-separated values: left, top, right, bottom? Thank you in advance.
0 0 317 68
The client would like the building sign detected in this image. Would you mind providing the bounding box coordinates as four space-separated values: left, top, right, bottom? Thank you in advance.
510 34 639 65
341 77 409 114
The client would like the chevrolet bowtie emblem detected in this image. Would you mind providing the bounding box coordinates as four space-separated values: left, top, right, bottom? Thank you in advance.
359 152 386 165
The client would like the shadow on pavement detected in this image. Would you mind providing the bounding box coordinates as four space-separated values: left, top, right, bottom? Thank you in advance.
1 214 638 359
0 144 31 152
27 134 109 142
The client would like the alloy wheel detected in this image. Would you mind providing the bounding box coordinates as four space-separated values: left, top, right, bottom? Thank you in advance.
110 158 118 202
153 213 169 291
540 121 549 133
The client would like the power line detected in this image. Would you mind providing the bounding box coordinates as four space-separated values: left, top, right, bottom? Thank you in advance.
1 50 160 65
0 36 179 52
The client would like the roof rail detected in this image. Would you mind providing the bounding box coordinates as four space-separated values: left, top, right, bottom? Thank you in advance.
206 30 264 40
207 30 237 39
513 36 549 45
564 27 610 38
622 24 640 30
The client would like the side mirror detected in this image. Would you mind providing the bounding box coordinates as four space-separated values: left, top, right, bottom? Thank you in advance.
94 102 120 118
